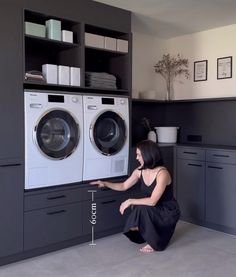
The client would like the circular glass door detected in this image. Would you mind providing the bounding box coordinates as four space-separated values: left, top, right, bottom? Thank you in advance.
91 111 126 155
34 109 79 159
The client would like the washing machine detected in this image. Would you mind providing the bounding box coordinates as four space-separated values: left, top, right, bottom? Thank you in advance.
24 90 83 190
83 95 129 181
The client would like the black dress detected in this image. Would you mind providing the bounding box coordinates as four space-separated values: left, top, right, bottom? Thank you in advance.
123 169 181 251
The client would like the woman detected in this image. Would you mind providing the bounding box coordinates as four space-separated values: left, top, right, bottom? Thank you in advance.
90 140 180 253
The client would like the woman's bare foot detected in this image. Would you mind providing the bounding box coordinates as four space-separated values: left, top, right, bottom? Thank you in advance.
130 227 138 231
140 244 155 253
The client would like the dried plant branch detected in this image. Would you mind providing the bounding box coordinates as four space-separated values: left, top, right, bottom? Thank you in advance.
154 54 190 99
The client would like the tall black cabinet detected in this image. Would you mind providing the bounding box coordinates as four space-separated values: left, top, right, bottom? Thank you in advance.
0 4 24 258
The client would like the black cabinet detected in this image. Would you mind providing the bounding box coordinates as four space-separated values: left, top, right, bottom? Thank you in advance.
0 165 23 258
24 202 83 250
82 193 127 236
176 147 205 223
0 4 23 160
206 150 236 229
24 187 84 250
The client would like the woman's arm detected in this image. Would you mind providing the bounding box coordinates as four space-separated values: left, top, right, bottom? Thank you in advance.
90 168 141 191
120 169 171 214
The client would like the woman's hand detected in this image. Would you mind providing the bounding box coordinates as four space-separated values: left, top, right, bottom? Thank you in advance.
119 199 131 215
90 180 105 188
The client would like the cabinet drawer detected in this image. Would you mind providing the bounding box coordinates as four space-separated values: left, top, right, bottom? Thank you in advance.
24 187 84 211
24 202 82 250
206 150 236 164
82 186 125 201
83 194 127 235
177 147 205 161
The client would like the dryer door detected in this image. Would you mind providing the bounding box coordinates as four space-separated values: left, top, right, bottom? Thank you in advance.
91 111 126 155
34 109 79 159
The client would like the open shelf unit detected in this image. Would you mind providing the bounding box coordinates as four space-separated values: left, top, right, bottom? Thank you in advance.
23 9 132 96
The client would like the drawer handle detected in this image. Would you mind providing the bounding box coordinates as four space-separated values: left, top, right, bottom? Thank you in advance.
188 163 202 167
47 195 66 200
101 200 116 205
183 151 197 155
213 154 229 158
208 166 223 170
47 209 66 215
0 163 21 167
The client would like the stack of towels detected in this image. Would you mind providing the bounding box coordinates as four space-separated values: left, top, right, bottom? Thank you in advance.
85 72 117 89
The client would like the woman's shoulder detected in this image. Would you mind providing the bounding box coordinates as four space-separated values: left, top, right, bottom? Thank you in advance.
133 167 142 178
156 166 171 184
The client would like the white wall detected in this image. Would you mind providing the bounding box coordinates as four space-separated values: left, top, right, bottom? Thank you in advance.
132 32 168 99
133 24 236 100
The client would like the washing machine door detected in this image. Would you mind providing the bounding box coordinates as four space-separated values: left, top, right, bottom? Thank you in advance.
91 111 126 155
34 109 79 159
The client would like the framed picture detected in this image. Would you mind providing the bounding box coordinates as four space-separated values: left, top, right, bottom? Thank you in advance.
194 60 208 82
217 56 232 79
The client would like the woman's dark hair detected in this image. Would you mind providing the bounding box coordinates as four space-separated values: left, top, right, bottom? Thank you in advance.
136 140 163 169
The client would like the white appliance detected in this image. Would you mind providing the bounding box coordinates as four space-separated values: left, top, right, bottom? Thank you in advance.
83 95 129 181
24 90 83 189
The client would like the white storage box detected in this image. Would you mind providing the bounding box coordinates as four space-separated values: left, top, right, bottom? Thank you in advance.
117 39 128 53
62 30 73 43
104 37 116 51
85 33 104 48
58 65 70 85
42 64 57 84
70 67 80 86
155 127 179 143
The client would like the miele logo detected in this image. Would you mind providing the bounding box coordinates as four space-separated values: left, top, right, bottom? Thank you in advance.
29 93 38 97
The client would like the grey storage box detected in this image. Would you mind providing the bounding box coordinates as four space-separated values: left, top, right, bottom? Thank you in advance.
104 37 116 51
46 19 61 40
85 33 104 48
25 22 46 38
117 39 128 53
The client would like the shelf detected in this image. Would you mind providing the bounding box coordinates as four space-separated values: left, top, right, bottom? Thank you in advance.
132 97 236 104
132 98 167 103
25 35 79 50
24 9 131 97
23 81 130 95
85 46 128 56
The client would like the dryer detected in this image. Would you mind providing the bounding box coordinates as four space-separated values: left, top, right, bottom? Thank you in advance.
83 95 129 181
24 90 83 190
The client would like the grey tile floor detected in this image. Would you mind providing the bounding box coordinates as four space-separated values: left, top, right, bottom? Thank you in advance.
1 221 236 277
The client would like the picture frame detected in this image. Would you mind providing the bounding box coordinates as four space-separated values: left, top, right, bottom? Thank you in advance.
217 56 232 79
194 60 208 82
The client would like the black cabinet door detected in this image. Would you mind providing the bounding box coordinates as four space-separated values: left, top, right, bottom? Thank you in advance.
206 162 236 229
177 159 205 222
0 4 23 161
83 194 127 236
24 202 83 250
0 165 23 257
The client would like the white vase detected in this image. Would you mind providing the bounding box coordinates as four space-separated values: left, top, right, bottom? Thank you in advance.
147 131 157 142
